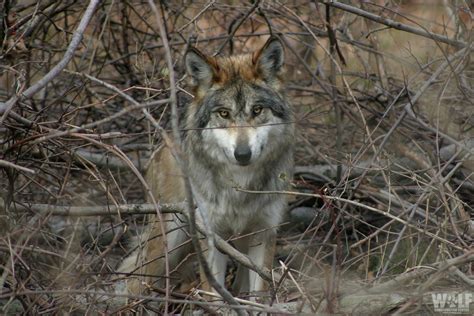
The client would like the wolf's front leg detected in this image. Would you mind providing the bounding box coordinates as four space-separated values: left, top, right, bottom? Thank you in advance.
199 240 228 293
248 232 276 295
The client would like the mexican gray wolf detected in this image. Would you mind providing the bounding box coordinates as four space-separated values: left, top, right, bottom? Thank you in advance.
118 36 294 299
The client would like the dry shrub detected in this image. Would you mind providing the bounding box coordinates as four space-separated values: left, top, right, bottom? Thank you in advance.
0 0 472 314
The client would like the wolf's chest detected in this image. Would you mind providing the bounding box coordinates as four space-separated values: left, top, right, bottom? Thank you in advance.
188 156 289 236
193 185 282 237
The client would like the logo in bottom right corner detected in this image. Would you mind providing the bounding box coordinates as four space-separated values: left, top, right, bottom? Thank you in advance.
431 292 473 314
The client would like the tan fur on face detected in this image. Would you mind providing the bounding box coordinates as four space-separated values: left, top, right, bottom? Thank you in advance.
212 55 261 85
193 53 283 100
191 54 259 101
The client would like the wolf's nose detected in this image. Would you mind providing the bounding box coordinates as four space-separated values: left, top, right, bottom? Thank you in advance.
234 144 252 165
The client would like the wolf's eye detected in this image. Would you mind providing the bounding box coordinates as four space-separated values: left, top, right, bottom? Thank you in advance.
252 106 263 116
218 110 230 119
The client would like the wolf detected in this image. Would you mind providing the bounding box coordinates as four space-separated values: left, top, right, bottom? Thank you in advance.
118 36 294 298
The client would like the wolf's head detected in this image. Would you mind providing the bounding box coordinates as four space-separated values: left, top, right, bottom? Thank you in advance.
184 37 292 167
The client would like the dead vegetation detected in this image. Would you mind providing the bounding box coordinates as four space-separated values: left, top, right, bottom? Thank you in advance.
0 0 473 314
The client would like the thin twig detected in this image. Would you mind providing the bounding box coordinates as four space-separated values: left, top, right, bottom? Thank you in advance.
214 0 261 56
322 1 467 48
0 0 101 123
235 188 465 251
4 202 185 216
0 159 35 174
148 1 243 313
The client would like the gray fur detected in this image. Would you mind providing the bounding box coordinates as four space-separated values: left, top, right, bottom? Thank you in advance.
181 40 294 293
118 38 294 296
256 39 285 83
185 48 214 88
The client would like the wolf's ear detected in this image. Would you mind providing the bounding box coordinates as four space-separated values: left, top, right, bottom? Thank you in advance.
185 47 215 88
254 37 284 82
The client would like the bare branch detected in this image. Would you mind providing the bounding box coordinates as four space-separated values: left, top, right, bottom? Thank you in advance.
148 0 243 313
0 0 101 123
0 159 35 174
322 0 467 48
5 202 184 216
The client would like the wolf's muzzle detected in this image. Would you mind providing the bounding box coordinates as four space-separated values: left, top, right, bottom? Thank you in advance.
234 144 252 166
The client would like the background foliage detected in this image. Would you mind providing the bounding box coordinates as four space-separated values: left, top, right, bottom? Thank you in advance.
0 0 472 314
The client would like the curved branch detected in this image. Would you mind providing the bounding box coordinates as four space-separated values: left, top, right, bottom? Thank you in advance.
323 1 467 48
0 0 101 123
